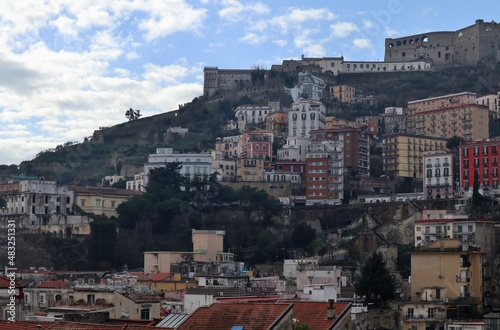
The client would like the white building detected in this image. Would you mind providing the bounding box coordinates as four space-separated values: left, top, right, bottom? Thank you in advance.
423 150 454 200
233 101 280 132
126 173 145 192
0 180 75 228
278 99 325 162
285 72 325 102
477 92 500 119
288 99 326 138
143 148 212 187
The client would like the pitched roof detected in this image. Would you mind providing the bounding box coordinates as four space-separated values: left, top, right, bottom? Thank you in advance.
177 302 293 330
290 301 351 330
144 272 174 282
0 320 161 330
0 276 22 288
38 280 71 289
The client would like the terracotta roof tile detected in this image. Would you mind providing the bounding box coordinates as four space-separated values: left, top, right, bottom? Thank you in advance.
0 276 22 288
289 301 351 330
145 273 173 282
177 302 292 330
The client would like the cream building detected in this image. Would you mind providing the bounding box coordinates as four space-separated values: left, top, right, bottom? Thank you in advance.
73 186 143 218
144 230 235 276
404 238 487 329
407 92 489 142
383 134 447 179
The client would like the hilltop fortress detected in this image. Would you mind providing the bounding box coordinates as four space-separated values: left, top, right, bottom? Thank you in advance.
204 20 500 98
385 19 500 65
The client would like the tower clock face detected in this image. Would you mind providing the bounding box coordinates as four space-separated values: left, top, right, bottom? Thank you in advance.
417 46 426 55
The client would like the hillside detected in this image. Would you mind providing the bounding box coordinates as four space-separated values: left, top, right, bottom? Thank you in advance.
16 62 500 183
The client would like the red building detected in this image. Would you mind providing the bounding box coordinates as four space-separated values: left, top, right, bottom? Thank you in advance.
459 139 500 192
240 130 273 160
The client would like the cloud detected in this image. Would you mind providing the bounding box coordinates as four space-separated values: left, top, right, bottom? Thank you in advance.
239 32 267 45
269 7 336 34
331 21 359 38
272 39 287 47
138 2 208 40
352 38 372 49
218 0 270 23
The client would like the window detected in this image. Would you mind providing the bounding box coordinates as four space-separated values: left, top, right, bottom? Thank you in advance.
141 308 150 320
95 199 101 207
443 168 449 176
111 201 116 208
81 199 86 207
87 294 95 305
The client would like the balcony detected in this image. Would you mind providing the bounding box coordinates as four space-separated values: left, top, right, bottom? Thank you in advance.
460 261 471 268
456 276 470 283
434 163 441 167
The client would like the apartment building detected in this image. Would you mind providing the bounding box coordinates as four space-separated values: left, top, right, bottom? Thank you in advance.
73 186 143 218
305 140 344 205
240 130 273 160
143 148 212 186
325 116 355 129
0 180 75 229
288 99 326 138
277 99 326 163
458 139 500 193
380 107 406 135
234 103 274 132
214 135 241 159
310 128 370 177
266 111 288 135
285 72 325 102
383 134 447 179
404 239 488 329
407 92 489 142
423 150 454 199
477 91 500 119
329 85 355 103
236 158 267 182
144 230 236 276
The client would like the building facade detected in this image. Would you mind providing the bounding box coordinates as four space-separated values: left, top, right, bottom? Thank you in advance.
305 140 344 205
383 134 447 179
423 150 454 199
459 139 500 193
330 85 355 103
143 148 212 186
385 19 500 65
407 92 489 142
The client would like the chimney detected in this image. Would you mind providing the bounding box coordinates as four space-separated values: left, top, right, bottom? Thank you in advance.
326 300 336 320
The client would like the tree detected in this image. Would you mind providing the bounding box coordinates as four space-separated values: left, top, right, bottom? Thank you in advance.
472 168 483 209
354 251 396 305
250 64 267 86
125 108 142 121
291 222 316 253
446 136 464 150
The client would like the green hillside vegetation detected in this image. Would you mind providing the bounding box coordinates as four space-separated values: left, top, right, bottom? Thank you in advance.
13 62 500 184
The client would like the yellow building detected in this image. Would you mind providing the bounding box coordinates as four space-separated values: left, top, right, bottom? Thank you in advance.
407 92 489 142
136 273 197 292
73 186 143 218
236 158 266 182
330 84 355 103
325 116 355 129
266 112 288 134
383 133 447 179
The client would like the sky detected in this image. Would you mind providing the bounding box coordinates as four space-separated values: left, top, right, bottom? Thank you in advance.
0 0 498 165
